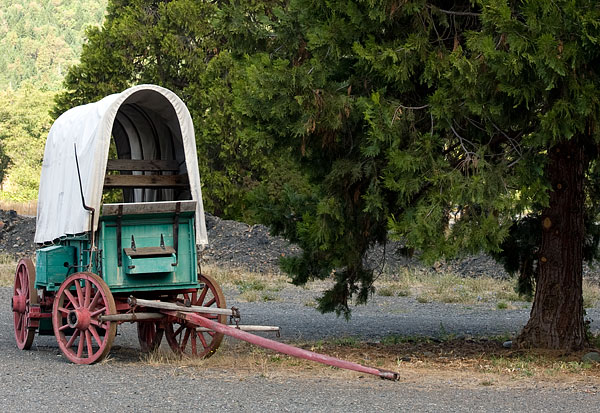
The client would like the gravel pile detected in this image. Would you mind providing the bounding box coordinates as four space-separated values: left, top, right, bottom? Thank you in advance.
0 209 37 257
2 208 598 282
200 213 302 273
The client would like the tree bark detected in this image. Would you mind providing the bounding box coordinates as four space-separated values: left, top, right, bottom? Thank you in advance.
516 138 588 350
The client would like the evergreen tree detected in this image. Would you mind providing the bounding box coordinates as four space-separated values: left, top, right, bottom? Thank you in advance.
54 0 287 218
245 0 600 349
55 0 600 350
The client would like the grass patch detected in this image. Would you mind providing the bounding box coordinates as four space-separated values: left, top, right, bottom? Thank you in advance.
202 264 286 303
0 254 16 287
583 279 600 308
375 269 526 305
203 264 288 292
137 336 600 385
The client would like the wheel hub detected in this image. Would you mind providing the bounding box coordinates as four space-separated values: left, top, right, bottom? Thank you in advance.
67 308 91 330
12 295 26 314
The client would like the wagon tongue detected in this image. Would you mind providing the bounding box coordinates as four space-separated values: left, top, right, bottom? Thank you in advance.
127 296 400 380
170 310 401 381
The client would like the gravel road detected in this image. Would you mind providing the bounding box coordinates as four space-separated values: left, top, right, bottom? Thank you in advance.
2 209 600 411
2 283 600 412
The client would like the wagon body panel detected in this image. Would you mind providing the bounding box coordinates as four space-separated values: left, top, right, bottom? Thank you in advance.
98 204 199 293
35 245 77 291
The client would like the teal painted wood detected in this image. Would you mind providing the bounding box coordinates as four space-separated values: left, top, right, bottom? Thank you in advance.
99 211 199 292
35 245 77 291
34 209 200 294
124 253 177 275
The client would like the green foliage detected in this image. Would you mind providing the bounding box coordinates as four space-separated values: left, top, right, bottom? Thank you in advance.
0 0 107 91
53 0 287 219
52 0 600 327
0 85 54 201
233 0 600 317
0 0 108 199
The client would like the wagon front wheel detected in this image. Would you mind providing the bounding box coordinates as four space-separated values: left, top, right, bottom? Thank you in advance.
52 272 117 364
164 273 226 358
12 258 38 350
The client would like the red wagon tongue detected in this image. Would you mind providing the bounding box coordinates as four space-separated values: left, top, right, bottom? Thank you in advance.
167 309 400 381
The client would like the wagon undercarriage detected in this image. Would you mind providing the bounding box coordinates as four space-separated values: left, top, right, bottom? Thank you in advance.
13 260 398 380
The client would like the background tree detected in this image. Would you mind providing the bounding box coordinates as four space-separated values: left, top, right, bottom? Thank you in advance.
54 0 600 350
54 0 287 218
245 0 600 350
0 85 54 201
0 0 107 200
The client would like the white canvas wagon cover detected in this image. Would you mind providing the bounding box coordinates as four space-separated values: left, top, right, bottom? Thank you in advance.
35 84 208 246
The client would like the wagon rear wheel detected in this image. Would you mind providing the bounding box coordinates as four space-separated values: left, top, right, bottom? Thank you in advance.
137 321 164 353
12 258 37 350
52 272 117 364
164 273 226 358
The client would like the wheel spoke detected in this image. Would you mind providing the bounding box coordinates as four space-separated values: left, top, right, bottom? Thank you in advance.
198 331 208 349
63 289 79 308
173 324 184 338
181 328 191 350
89 325 102 347
191 333 197 355
77 335 84 358
197 286 208 305
59 323 71 331
85 330 93 357
66 330 80 348
205 297 216 307
58 306 70 315
84 280 91 308
90 306 107 318
90 318 109 330
88 290 101 311
75 281 84 307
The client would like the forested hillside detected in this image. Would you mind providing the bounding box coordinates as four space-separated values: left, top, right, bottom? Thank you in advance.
0 0 107 90
0 0 107 200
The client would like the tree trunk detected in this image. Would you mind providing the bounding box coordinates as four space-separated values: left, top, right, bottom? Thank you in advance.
516 138 588 350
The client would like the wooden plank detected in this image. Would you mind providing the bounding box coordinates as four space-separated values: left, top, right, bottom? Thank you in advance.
124 246 176 257
106 159 181 171
102 200 196 216
103 174 189 188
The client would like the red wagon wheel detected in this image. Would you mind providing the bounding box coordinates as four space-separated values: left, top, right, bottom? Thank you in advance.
52 272 117 364
165 273 227 358
137 321 164 353
12 258 38 350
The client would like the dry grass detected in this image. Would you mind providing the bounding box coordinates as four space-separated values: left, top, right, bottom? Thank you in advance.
374 269 524 304
203 264 288 291
137 336 600 388
0 254 16 287
202 264 288 302
583 278 600 308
